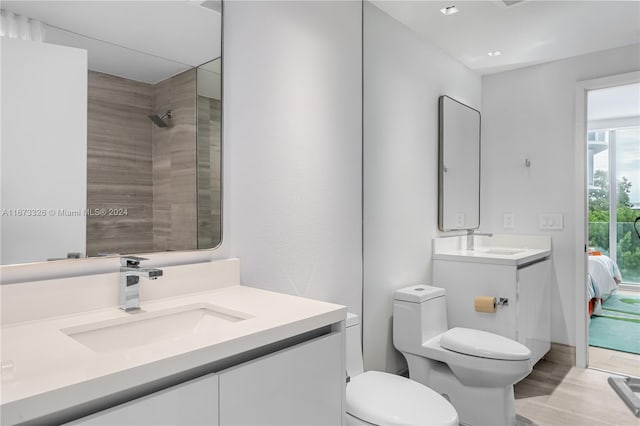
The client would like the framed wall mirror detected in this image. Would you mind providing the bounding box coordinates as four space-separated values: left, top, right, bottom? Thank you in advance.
438 95 481 231
1 1 222 265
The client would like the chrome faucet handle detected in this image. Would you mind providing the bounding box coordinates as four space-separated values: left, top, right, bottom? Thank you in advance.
120 255 149 268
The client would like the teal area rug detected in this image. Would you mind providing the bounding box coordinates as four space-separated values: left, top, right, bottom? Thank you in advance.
590 293 640 355
600 294 640 317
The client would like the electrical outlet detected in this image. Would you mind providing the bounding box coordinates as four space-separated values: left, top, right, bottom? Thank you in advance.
503 213 515 229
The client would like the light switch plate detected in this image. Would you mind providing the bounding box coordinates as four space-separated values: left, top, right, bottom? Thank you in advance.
539 213 563 230
503 213 515 229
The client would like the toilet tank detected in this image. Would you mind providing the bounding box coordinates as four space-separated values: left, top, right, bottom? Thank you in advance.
346 313 364 377
393 285 448 354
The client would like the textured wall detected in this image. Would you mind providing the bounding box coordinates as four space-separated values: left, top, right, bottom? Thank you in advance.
86 71 152 257
197 95 222 249
152 69 198 252
87 69 201 256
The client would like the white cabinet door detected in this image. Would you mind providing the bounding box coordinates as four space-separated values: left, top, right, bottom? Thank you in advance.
66 374 219 426
433 260 518 339
219 332 344 426
517 259 551 364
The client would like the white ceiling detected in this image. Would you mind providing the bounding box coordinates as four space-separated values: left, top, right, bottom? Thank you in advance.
4 1 638 81
372 0 640 75
2 1 221 84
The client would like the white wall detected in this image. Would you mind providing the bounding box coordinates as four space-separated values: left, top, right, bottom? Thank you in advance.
363 3 481 373
481 44 640 346
0 1 362 294
223 1 363 313
1 38 87 265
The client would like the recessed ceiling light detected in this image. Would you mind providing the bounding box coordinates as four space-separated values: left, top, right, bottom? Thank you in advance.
488 50 502 57
440 5 459 15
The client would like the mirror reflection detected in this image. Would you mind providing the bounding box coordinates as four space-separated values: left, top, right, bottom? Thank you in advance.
438 95 481 231
196 58 222 250
0 1 222 265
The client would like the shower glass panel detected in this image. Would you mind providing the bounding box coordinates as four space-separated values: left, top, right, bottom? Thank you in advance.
196 58 222 249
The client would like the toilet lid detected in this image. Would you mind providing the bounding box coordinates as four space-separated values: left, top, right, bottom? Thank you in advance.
440 327 531 361
346 371 458 426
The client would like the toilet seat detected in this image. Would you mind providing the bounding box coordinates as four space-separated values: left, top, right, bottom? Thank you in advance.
440 327 530 361
346 371 458 426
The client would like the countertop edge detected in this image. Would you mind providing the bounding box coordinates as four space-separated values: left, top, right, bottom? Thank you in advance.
1 289 346 425
432 249 551 266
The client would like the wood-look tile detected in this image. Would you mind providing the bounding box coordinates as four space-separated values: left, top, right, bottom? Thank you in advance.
589 346 640 378
88 71 152 109
151 69 198 250
86 67 219 255
544 343 577 367
87 71 153 257
515 359 639 425
196 95 221 248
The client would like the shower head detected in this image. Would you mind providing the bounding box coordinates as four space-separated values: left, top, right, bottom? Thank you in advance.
148 110 171 128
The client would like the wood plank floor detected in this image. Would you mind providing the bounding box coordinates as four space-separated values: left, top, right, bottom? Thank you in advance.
514 360 639 425
589 346 640 378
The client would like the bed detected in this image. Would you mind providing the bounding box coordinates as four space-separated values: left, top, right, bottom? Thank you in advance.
587 254 622 316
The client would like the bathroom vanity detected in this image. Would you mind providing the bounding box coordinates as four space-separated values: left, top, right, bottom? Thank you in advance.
432 235 551 365
1 259 346 425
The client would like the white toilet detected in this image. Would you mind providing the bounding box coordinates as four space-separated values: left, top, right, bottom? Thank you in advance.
345 313 458 426
393 285 532 426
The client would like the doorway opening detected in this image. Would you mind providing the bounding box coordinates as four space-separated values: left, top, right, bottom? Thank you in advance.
585 82 640 377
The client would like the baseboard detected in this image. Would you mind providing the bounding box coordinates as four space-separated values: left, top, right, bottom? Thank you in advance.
544 343 576 367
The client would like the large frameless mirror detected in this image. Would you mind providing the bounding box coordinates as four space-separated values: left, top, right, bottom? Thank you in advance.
0 1 222 265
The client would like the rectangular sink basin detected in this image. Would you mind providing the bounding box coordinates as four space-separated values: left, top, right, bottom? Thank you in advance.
481 248 524 255
62 303 252 353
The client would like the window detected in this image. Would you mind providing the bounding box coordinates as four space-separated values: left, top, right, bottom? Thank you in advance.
588 126 640 285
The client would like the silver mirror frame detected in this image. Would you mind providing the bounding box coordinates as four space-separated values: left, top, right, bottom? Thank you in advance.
438 95 481 232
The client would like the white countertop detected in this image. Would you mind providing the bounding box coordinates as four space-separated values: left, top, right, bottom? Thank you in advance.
432 247 551 266
432 234 552 266
1 284 346 424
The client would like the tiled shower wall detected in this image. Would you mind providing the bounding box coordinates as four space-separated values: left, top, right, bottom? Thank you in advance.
86 69 198 256
152 69 197 252
86 71 154 256
196 95 221 249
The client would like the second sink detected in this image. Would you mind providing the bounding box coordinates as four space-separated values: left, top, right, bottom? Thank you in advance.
481 248 524 255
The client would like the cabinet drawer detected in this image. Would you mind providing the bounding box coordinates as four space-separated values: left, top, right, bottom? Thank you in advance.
65 374 219 426
219 331 344 426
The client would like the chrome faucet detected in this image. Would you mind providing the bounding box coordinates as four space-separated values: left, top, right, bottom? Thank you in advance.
466 229 494 251
120 256 163 312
